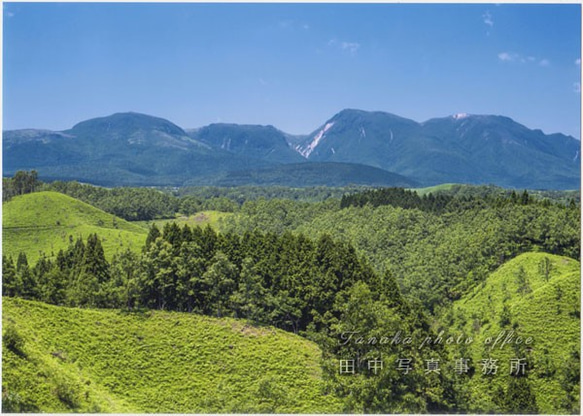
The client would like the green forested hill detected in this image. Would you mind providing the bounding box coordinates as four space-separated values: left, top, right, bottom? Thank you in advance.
237 198 579 311
2 192 146 262
187 162 417 187
2 297 341 413
448 253 580 413
2 183 580 414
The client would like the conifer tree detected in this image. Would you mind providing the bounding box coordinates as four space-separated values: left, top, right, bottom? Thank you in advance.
202 251 237 317
144 224 161 251
2 256 21 297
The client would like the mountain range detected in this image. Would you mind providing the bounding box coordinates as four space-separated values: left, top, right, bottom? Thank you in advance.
3 109 580 189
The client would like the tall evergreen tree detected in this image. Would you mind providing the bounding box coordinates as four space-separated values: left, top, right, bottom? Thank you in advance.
202 252 237 317
2 256 21 297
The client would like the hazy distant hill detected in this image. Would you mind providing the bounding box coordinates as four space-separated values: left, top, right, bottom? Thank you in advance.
187 161 417 187
295 109 580 189
3 113 274 186
4 109 580 189
189 123 305 164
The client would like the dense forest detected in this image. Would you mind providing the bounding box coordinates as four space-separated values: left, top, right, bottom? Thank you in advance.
225 188 579 313
2 171 581 413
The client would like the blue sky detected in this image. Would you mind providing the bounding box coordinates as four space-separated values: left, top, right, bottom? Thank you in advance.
3 3 581 138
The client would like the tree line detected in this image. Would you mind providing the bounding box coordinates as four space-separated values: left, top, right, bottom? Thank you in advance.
340 186 575 213
2 224 386 332
2 170 41 202
5 171 578 223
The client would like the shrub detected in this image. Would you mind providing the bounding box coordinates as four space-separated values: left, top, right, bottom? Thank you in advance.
3 325 25 356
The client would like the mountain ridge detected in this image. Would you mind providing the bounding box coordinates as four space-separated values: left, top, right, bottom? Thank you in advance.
189 123 305 164
294 109 579 189
3 110 580 189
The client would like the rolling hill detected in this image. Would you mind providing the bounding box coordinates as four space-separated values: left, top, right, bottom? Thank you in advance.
2 191 147 263
2 297 342 413
450 252 580 413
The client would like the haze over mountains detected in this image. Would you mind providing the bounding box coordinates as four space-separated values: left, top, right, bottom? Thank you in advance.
3 109 580 189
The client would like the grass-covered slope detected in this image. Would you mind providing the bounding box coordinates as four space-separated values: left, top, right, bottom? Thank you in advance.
135 210 234 231
3 191 147 262
450 252 580 414
2 297 341 413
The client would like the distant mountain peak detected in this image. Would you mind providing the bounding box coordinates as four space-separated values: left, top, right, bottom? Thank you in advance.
70 112 187 137
334 108 417 123
452 113 470 120
190 123 305 164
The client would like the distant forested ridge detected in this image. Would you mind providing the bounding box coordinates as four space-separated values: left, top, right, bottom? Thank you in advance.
3 172 369 220
4 171 579 222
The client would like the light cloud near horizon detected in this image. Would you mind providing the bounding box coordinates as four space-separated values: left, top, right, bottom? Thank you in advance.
498 52 550 67
498 52 516 62
278 19 309 31
328 39 361 56
483 11 494 27
341 41 360 56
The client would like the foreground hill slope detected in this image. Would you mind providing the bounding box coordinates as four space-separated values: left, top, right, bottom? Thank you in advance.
451 252 580 413
2 297 340 413
2 191 147 262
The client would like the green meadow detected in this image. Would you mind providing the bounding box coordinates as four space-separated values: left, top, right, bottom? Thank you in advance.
3 192 147 262
134 210 234 231
2 297 341 413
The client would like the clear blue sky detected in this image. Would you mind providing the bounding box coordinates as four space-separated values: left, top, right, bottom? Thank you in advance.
3 2 581 138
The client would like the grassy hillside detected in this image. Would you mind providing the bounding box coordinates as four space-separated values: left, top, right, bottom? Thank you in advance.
135 210 234 231
411 183 458 195
449 252 580 413
2 297 342 413
3 192 147 263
